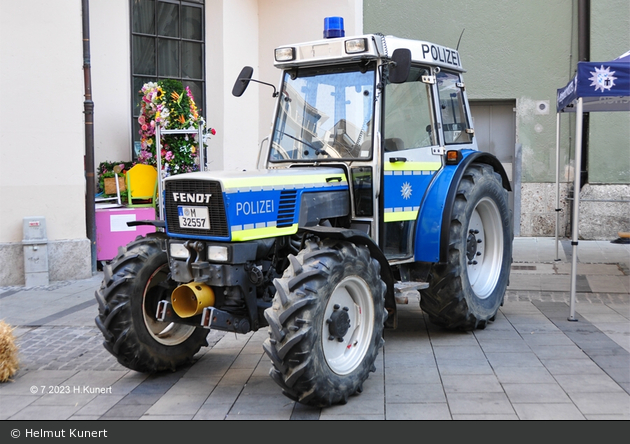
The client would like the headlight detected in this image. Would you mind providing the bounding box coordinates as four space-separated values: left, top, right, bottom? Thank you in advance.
169 243 190 259
275 47 295 62
208 246 229 262
345 38 367 54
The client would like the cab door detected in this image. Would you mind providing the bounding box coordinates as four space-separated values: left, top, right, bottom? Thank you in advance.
381 65 442 260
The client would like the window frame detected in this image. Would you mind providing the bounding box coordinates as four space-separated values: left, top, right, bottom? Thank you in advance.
383 64 438 153
130 0 206 158
436 70 472 145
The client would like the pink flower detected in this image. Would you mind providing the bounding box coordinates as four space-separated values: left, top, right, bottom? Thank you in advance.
210 128 216 135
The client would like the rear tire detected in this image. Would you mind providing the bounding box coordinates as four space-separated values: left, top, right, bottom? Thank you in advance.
94 235 208 372
263 237 387 407
420 163 512 330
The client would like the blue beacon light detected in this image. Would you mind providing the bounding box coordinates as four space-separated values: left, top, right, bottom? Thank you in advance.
323 16 345 39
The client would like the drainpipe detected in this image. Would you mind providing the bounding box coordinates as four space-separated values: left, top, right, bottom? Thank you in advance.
577 0 589 189
83 0 96 273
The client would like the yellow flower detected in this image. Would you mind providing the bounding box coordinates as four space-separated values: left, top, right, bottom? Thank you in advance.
191 146 196 154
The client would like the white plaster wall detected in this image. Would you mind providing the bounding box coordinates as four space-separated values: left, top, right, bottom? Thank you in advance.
90 0 133 170
203 0 261 172
0 0 86 244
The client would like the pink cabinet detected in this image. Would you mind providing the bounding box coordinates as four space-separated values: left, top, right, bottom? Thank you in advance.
95 207 157 261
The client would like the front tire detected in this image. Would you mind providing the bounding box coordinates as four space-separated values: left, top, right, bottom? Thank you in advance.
420 163 512 330
94 235 208 372
263 238 387 407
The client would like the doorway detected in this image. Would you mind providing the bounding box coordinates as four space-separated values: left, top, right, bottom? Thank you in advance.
469 100 519 235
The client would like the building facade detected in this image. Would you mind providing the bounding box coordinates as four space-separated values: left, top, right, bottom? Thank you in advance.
0 0 627 286
364 0 630 239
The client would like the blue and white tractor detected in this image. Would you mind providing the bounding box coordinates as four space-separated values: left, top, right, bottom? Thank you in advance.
96 18 512 407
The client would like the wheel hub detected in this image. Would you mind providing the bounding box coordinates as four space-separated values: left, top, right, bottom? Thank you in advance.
326 304 351 341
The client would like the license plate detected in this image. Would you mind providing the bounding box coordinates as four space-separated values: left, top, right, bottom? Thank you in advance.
178 206 210 229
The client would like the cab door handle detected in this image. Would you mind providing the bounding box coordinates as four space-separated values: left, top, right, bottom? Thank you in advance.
389 157 407 163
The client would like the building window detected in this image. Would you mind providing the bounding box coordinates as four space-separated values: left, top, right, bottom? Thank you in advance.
130 0 205 157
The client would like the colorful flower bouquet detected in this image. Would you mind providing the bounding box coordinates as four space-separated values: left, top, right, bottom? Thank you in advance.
137 79 215 177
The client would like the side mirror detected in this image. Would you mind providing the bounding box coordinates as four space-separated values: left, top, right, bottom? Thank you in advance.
232 66 254 97
389 48 411 84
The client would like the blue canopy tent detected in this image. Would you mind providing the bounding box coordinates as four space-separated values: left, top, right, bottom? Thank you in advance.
555 50 630 320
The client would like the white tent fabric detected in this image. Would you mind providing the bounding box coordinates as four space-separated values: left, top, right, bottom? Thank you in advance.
555 50 630 320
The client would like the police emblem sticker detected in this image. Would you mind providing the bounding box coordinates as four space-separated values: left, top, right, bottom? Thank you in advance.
401 182 412 200
589 65 617 93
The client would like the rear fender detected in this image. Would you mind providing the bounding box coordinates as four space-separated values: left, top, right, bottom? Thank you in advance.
414 150 510 263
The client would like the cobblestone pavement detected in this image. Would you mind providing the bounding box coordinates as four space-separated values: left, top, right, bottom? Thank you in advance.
1 237 628 420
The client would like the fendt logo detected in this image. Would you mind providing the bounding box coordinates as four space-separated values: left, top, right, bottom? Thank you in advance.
172 192 213 203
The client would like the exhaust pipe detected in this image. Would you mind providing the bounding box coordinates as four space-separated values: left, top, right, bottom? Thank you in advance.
171 283 215 318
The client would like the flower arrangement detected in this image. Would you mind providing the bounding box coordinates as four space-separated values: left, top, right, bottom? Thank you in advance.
137 79 215 177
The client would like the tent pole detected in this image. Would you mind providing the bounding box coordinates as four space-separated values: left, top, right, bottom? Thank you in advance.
554 112 561 261
568 98 583 322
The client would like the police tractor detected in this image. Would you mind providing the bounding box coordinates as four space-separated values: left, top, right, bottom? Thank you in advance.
95 17 512 407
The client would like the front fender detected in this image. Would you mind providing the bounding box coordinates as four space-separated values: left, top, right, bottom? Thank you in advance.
414 150 510 263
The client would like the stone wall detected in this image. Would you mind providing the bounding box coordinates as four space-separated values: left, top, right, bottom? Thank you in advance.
519 183 630 240
0 239 92 287
578 184 630 240
519 183 571 237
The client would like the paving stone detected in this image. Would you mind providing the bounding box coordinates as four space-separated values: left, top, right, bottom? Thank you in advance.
513 402 586 420
384 402 451 420
568 392 630 415
492 366 557 384
452 413 519 420
553 373 627 394
441 374 504 393
1 237 628 420
192 403 232 420
432 345 487 361
502 383 573 403
8 404 82 420
101 403 151 418
484 351 546 368
0 395 37 420
385 383 446 403
144 394 208 416
445 392 514 415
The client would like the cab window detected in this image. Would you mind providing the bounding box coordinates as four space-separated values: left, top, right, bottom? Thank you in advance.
437 71 472 144
384 66 436 151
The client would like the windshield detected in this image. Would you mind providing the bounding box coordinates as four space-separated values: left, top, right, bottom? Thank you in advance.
270 64 376 162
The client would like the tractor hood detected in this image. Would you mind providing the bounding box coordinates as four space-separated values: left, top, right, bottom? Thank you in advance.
163 167 350 241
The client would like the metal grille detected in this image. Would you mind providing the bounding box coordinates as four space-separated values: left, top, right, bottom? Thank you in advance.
165 180 228 237
277 190 297 228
